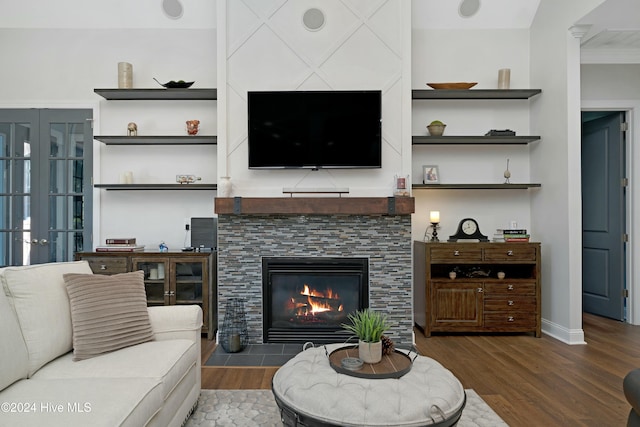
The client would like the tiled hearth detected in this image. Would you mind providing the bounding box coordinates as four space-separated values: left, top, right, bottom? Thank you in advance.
215 197 414 346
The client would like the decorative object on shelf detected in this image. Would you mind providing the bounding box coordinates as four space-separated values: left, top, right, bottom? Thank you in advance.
119 171 134 184
159 241 168 252
219 298 249 353
504 159 511 184
186 119 200 135
423 165 440 184
176 174 201 184
448 217 489 242
426 120 446 136
341 309 390 364
394 174 410 196
426 82 477 90
161 0 184 19
219 176 232 197
498 68 511 89
127 122 138 136
117 62 133 89
153 77 194 89
485 129 516 136
449 271 457 280
497 271 506 279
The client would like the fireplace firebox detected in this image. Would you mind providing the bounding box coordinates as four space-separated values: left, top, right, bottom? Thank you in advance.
263 257 369 343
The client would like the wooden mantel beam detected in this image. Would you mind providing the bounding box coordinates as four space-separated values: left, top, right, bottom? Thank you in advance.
214 197 415 216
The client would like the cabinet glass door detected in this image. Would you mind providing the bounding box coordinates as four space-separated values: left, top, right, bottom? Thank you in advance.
173 261 204 307
133 259 169 305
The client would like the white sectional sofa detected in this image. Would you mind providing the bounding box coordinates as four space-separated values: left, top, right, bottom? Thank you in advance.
0 261 202 427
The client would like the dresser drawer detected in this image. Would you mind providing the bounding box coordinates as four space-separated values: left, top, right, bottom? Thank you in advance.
484 281 536 295
484 246 537 262
82 257 128 275
484 312 537 328
430 247 483 262
484 295 536 311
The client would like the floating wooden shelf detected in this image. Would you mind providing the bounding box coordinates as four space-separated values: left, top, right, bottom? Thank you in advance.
215 197 415 215
413 184 541 190
94 184 217 191
412 89 541 100
412 135 540 145
94 88 217 100
94 136 217 145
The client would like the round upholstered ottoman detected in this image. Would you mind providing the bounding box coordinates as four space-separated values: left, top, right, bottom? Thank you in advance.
272 344 465 427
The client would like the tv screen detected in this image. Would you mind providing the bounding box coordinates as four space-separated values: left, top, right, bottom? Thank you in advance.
248 90 382 169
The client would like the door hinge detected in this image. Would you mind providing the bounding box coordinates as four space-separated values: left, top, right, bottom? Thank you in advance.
623 233 629 243
623 289 629 298
623 178 629 187
621 122 629 132
86 118 94 129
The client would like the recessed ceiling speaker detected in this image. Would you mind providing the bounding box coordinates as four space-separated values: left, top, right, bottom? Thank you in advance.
303 8 326 31
162 0 183 19
458 0 481 18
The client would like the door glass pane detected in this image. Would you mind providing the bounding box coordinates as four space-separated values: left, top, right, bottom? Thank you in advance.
72 159 84 193
0 160 8 193
0 123 10 157
0 196 9 228
50 123 65 158
49 160 66 193
49 195 66 230
70 195 83 229
14 159 30 194
176 262 203 304
47 231 65 262
69 123 84 157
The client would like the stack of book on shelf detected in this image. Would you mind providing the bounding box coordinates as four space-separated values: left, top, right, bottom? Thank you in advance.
493 229 505 242
96 237 145 252
503 229 530 242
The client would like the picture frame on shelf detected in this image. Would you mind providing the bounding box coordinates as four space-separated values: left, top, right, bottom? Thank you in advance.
423 165 440 184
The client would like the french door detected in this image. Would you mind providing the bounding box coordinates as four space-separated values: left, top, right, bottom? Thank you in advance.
0 109 93 266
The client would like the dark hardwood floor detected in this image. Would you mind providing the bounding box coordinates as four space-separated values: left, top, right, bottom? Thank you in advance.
200 313 640 426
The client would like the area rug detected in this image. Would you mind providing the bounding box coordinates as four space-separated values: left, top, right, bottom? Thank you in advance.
185 389 508 426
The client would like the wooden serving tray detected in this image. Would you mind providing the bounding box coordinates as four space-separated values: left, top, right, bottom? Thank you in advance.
328 345 415 379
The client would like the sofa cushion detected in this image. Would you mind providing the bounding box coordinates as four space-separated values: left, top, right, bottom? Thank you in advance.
32 338 197 402
0 377 163 427
63 270 154 361
0 287 29 391
0 261 93 377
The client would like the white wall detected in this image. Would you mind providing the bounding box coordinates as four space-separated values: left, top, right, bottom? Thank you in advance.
529 0 606 344
217 0 411 197
0 27 217 250
411 29 534 240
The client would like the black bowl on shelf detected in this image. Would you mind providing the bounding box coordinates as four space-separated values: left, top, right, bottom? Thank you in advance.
153 78 194 89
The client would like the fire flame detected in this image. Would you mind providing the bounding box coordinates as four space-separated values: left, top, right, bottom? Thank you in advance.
298 284 343 314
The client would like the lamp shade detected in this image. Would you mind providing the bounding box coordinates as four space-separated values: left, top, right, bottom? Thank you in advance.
430 211 440 223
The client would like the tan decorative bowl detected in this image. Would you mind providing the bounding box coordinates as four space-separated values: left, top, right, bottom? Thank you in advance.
427 82 477 90
427 124 446 136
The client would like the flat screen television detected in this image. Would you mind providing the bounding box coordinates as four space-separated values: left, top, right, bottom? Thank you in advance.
248 90 382 169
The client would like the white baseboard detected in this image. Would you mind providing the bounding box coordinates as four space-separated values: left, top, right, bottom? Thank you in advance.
541 318 586 345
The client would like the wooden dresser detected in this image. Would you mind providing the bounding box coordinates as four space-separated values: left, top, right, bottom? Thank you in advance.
75 251 216 339
413 241 541 337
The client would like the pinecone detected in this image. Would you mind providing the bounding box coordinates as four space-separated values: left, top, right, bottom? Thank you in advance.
381 335 395 356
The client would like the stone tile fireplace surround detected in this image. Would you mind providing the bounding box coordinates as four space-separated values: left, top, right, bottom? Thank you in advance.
215 197 415 346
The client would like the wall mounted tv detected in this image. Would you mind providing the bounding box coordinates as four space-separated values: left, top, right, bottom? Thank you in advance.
248 90 382 169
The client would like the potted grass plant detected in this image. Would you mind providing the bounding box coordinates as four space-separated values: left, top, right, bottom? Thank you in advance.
341 309 390 364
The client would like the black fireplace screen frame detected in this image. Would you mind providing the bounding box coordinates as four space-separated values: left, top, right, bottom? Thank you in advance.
262 257 369 343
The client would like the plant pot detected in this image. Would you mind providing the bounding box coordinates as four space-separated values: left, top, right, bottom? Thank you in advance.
358 339 382 364
427 124 446 136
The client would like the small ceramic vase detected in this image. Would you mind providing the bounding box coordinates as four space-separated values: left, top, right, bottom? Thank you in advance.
186 120 200 135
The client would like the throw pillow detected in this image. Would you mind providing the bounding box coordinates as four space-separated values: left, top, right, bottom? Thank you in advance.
63 270 154 361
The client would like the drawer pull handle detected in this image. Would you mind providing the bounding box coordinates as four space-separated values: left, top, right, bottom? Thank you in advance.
454 250 460 256
508 316 515 322
100 264 107 270
507 284 514 290
507 250 514 256
508 300 514 306
477 288 483 293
